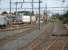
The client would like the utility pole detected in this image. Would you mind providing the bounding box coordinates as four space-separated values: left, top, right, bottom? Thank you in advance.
62 0 65 14
44 3 47 15
46 4 47 16
44 3 47 24
10 0 11 16
46 3 48 23
38 0 41 30
16 2 18 16
32 0 33 15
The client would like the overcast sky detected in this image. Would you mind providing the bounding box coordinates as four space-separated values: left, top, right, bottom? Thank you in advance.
0 0 68 14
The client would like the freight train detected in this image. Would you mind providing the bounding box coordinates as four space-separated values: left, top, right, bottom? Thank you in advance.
15 15 36 24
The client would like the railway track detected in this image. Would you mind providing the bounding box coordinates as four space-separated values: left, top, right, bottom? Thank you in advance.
0 24 48 50
0 24 33 32
35 39 57 50
0 24 35 39
0 25 36 46
17 23 54 50
63 39 68 50
24 36 67 50
32 35 68 50
16 22 68 50
1 22 67 50
43 39 67 50
16 30 47 50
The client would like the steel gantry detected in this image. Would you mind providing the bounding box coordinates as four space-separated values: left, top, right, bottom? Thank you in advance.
9 0 42 30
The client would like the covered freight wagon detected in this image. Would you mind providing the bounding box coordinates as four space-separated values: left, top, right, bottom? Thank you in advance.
14 11 36 24
21 15 31 23
15 15 36 24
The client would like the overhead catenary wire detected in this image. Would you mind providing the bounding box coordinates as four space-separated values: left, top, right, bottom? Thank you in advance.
21 0 24 8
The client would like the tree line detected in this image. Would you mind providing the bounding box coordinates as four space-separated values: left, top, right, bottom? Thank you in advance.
52 11 68 24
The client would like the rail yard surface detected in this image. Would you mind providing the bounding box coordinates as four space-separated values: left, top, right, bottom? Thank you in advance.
0 21 68 50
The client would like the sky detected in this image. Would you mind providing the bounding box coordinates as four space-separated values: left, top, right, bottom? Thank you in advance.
0 0 68 15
